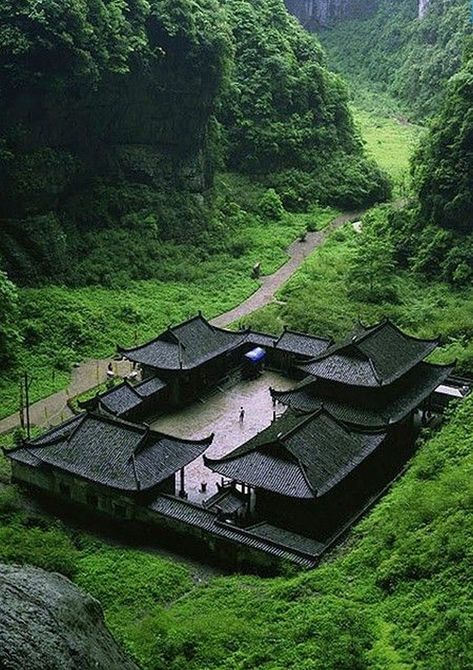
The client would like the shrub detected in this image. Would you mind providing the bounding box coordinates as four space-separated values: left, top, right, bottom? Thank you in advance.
258 189 284 221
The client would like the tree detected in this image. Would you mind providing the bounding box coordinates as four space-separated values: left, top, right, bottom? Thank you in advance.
258 188 284 221
0 270 22 366
347 209 396 303
412 53 473 234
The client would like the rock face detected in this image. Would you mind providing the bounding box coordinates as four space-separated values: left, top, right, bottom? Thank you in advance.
0 1 226 284
284 0 378 27
418 0 430 18
284 0 430 26
0 564 139 670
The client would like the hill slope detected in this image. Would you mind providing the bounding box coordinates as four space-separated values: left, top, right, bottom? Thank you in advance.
0 0 388 287
315 0 471 120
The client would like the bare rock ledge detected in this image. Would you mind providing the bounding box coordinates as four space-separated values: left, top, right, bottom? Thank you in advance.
0 564 139 670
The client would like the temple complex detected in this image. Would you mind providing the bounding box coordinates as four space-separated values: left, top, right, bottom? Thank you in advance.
6 315 466 571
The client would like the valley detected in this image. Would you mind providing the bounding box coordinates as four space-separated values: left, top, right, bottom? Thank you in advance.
0 2 472 669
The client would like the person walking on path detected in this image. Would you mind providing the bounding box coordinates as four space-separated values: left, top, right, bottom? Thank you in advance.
239 406 245 424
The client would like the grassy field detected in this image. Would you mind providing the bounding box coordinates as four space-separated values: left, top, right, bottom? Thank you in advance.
354 108 423 189
0 197 337 421
241 224 473 375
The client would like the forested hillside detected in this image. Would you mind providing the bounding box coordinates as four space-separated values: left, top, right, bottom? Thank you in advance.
0 3 472 670
318 0 471 120
0 0 387 287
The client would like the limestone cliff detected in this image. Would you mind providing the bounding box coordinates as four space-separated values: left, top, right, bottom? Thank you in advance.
284 0 431 26
0 564 139 670
284 0 378 27
0 0 229 283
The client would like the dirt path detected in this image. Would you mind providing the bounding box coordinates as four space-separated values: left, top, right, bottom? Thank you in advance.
211 210 362 327
0 210 361 436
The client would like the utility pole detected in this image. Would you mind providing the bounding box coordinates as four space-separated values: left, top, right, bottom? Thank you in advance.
19 379 25 430
24 371 32 440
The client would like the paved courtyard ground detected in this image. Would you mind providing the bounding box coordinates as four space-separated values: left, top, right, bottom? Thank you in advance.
151 370 295 503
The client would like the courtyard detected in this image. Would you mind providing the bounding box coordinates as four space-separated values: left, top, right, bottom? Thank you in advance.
151 370 295 503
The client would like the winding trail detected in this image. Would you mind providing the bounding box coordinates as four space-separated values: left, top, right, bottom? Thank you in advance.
211 210 361 327
0 210 361 435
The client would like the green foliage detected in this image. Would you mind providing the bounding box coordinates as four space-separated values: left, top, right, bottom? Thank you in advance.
0 270 22 367
412 54 473 235
76 547 193 646
353 107 423 192
258 188 284 221
243 213 473 376
346 209 396 303
0 193 339 419
0 0 389 286
320 0 471 121
220 0 390 209
0 0 231 285
0 521 79 578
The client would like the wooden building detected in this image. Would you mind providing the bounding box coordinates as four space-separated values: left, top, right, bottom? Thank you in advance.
7 412 213 514
117 314 249 405
204 408 398 539
116 315 333 408
271 319 454 431
81 376 168 421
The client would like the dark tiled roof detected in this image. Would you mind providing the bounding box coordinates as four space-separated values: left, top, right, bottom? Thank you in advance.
135 376 167 397
99 383 143 416
118 315 247 371
148 494 320 567
8 413 212 492
91 376 167 417
275 330 332 357
273 362 454 428
300 320 439 387
246 331 277 348
205 409 386 498
248 522 325 556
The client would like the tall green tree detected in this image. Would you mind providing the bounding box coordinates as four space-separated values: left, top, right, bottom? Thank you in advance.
347 209 396 303
412 52 473 234
0 270 22 366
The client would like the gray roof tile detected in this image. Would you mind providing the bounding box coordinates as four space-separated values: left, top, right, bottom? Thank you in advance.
300 320 439 387
274 362 454 428
205 409 386 498
119 315 247 371
275 330 332 357
8 413 212 492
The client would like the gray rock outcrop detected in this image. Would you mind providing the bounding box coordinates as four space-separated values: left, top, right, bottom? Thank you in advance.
0 564 140 670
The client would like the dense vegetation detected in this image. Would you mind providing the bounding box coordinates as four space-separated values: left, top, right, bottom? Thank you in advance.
1 389 471 669
220 0 389 208
0 174 337 420
412 49 473 236
0 3 472 669
0 0 388 289
320 0 471 121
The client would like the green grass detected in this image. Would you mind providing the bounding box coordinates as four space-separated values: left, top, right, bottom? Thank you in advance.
242 225 473 375
1 392 470 669
354 108 423 188
0 200 338 421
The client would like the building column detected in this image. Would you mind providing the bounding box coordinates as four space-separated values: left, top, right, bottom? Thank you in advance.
179 467 186 498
